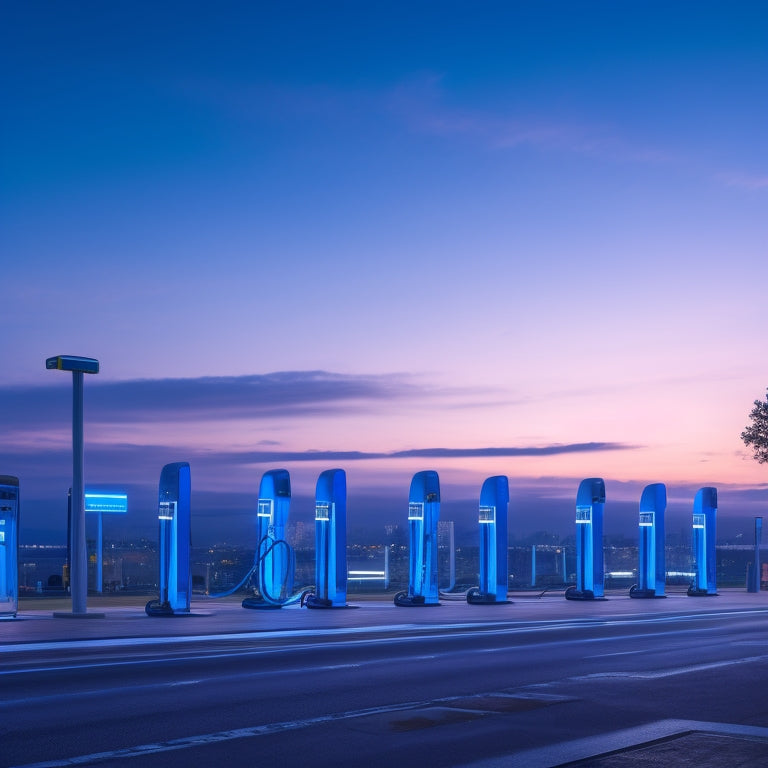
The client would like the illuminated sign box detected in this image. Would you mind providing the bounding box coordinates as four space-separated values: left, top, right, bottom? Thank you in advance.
158 501 176 521
85 492 128 514
408 502 424 521
479 505 495 524
576 505 592 524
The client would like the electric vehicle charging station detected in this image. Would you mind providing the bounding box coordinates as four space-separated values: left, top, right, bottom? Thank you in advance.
243 469 295 609
630 483 667 598
0 476 19 619
395 470 440 606
145 462 191 616
304 468 348 609
688 486 718 596
565 477 606 600
468 475 509 605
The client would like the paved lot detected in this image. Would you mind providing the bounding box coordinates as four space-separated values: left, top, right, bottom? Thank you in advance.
4 589 768 767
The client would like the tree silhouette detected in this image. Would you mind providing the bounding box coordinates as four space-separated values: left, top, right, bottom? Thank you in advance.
742 389 768 464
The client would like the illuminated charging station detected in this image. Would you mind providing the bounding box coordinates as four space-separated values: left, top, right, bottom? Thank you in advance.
146 462 191 616
630 483 666 599
243 469 295 609
0 476 19 619
565 477 605 601
688 486 718 597
395 470 440 607
304 468 348 609
468 475 509 605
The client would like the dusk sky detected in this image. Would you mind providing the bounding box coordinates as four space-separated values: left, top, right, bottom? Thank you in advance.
2 2 766 546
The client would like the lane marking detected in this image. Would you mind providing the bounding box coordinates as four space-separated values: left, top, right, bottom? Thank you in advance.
5 607 768 656
0 624 712 678
585 649 644 658
0 662 363 708
569 653 768 680
7 691 563 768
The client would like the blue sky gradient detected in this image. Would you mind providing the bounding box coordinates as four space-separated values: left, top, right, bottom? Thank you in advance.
2 2 766 544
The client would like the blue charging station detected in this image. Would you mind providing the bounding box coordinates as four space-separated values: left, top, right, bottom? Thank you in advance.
688 486 718 597
395 470 440 606
304 469 348 609
630 483 666 598
146 462 191 616
565 477 606 600
468 475 510 605
243 469 295 609
0 476 19 619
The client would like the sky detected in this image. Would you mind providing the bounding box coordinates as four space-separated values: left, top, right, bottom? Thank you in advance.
2 1 767 547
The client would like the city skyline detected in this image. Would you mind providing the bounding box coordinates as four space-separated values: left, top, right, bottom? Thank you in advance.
2 2 766 545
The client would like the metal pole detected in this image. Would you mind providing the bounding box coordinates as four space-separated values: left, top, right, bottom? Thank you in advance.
97 511 103 594
71 371 87 614
561 548 566 582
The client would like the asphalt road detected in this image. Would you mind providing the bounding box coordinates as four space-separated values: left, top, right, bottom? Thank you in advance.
3 592 768 767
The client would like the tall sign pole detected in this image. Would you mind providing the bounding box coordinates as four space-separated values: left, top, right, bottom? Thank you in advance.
46 355 100 616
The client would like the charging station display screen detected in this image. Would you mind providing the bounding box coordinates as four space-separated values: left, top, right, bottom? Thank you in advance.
693 513 706 529
158 501 176 520
479 505 495 524
257 499 273 519
315 502 331 521
576 505 592 524
408 502 424 521
639 511 654 527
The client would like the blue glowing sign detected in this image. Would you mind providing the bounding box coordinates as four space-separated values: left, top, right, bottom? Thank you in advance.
84 491 128 514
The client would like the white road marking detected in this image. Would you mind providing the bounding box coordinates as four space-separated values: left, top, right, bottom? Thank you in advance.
570 653 768 680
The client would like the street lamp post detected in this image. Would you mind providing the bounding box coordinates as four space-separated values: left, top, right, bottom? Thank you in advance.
46 355 100 616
